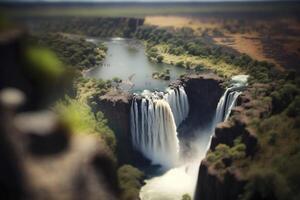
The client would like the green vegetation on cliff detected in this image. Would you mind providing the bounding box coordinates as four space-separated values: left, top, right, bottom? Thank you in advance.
118 165 144 200
206 139 247 175
136 18 300 200
75 77 112 103
203 71 300 200
137 25 300 200
54 96 116 153
182 194 192 200
242 75 300 200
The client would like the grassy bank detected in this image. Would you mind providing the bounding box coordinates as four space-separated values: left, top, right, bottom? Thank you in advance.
151 43 244 78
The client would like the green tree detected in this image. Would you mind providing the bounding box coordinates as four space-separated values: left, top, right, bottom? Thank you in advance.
182 194 192 200
157 55 164 63
118 165 144 200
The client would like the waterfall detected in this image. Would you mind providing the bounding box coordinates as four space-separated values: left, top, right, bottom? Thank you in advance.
206 75 248 152
215 75 249 124
130 86 189 168
214 87 242 124
164 86 189 126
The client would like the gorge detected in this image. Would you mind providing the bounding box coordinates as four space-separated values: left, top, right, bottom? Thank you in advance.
83 36 250 199
1 3 300 199
76 36 252 199
139 75 247 200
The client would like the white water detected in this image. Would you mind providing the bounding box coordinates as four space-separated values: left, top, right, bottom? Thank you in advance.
139 75 248 200
165 87 190 126
215 75 249 124
206 75 248 155
140 125 213 200
214 87 242 124
130 86 189 168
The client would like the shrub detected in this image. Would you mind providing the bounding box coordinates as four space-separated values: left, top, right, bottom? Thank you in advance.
181 194 192 200
112 77 122 83
118 165 144 200
268 132 277 145
241 169 290 200
207 152 218 163
286 96 300 117
54 97 116 152
271 83 299 114
176 61 185 68
157 55 164 63
195 64 205 72
216 144 230 154
29 33 106 69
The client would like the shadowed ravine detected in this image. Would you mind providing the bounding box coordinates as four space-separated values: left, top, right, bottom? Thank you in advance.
139 75 248 200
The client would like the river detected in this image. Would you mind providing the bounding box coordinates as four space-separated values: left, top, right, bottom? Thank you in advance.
85 37 186 93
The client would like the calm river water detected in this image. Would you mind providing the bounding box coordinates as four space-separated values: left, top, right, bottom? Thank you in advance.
85 37 186 93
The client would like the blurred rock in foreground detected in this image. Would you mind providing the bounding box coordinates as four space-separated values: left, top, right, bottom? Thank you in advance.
0 28 119 200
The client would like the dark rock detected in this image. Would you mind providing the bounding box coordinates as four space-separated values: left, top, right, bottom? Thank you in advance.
0 88 28 200
0 29 74 111
0 103 119 200
14 111 70 156
91 89 133 165
211 116 257 157
222 157 232 167
0 29 119 200
194 78 261 200
194 161 247 200
180 73 224 135
183 73 223 124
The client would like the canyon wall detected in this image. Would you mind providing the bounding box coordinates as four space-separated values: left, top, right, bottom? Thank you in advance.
91 73 225 164
195 160 247 200
91 89 134 164
182 74 224 126
176 73 224 141
194 88 260 200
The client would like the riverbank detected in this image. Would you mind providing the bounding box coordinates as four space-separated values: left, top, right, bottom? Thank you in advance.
146 43 244 78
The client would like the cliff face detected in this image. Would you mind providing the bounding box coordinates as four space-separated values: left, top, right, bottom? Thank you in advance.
194 87 261 200
195 161 246 200
91 74 225 165
181 74 248 200
182 74 224 126
176 73 224 141
194 117 257 200
91 89 133 164
211 116 257 157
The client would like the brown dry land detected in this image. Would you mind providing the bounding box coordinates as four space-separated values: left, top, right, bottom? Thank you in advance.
145 15 300 71
283 38 300 56
144 16 220 32
214 33 282 70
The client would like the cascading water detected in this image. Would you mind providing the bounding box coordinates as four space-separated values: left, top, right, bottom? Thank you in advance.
130 86 189 168
207 75 248 152
215 75 249 124
214 87 242 124
164 87 189 126
140 75 249 200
